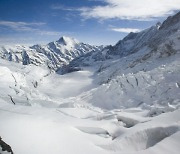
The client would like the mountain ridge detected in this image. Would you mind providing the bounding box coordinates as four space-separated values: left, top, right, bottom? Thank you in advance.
1 11 180 73
65 11 180 71
0 36 102 71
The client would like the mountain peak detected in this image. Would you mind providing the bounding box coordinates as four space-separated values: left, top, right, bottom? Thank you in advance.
159 11 180 30
57 36 79 46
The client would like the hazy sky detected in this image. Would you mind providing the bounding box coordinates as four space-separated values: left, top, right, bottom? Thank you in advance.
0 0 180 45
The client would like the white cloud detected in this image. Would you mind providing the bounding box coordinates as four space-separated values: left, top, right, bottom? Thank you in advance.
51 4 78 11
0 21 45 31
111 27 141 33
0 21 61 36
38 31 60 36
80 0 180 20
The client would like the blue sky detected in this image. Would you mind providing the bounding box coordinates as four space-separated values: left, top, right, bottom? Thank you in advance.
0 0 180 45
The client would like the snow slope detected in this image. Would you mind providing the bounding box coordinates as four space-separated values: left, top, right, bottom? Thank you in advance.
0 59 97 108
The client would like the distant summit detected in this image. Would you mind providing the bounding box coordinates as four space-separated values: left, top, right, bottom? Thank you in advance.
57 36 79 46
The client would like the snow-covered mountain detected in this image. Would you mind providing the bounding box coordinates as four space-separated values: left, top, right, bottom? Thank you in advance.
0 11 180 154
0 36 102 70
68 12 180 68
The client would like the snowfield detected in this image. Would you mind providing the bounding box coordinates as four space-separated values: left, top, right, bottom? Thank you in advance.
0 100 180 154
0 11 180 154
0 56 180 154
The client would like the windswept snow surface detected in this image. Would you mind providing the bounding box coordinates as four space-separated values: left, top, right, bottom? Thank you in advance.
0 100 180 154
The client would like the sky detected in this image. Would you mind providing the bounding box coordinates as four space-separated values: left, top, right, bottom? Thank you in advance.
0 0 180 46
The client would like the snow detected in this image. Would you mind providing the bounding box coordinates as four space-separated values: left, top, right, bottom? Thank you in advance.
0 103 109 154
38 68 96 99
0 59 97 107
0 100 180 154
0 59 180 154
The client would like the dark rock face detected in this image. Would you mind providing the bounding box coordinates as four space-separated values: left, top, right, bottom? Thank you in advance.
0 136 14 154
160 11 180 30
57 65 82 75
57 36 68 45
22 50 30 65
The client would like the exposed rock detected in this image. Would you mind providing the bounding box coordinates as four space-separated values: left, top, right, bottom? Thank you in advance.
0 137 13 154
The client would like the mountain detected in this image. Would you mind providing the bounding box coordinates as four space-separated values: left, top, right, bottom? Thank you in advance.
0 11 180 154
0 36 102 70
68 12 180 68
65 11 180 111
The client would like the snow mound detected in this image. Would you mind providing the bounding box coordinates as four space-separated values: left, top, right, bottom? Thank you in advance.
100 125 179 152
76 126 110 138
